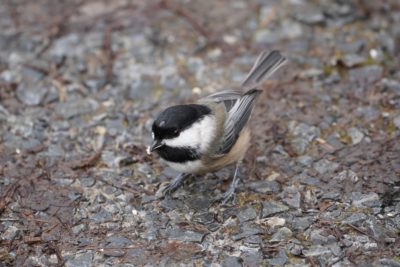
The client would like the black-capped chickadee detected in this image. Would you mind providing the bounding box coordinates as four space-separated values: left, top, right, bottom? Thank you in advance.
148 50 286 203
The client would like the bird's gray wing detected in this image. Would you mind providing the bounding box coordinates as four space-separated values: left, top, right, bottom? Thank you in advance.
215 89 261 154
241 50 286 88
205 90 242 111
206 50 286 154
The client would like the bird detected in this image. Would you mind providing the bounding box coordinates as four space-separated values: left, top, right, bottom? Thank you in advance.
148 50 286 203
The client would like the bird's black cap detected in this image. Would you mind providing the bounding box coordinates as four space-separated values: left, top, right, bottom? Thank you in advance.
152 104 211 140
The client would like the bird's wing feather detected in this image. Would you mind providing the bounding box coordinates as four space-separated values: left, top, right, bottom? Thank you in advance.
204 90 242 112
241 50 286 88
214 89 261 154
204 50 286 155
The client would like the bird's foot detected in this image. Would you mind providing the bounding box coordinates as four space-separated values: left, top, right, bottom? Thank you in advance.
215 186 236 205
156 173 190 198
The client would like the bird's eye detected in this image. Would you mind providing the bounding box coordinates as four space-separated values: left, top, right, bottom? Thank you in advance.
173 129 179 134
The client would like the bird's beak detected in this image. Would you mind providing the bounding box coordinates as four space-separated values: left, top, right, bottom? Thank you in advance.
150 140 164 152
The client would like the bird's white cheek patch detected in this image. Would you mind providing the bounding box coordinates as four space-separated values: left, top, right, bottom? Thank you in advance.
164 116 216 152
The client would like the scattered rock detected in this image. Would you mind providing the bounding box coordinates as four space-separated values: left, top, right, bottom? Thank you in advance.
65 251 93 267
314 159 339 174
380 78 400 95
266 217 286 228
262 201 290 218
302 245 332 257
342 213 367 225
237 206 258 222
168 229 206 243
268 248 288 266
232 224 262 241
349 65 383 84
282 187 301 208
394 116 400 129
347 127 364 144
16 82 48 106
340 54 365 67
248 180 280 193
270 227 293 242
310 229 329 244
352 192 381 208
221 255 242 267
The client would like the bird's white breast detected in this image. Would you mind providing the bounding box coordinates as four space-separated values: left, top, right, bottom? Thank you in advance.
165 160 204 173
164 115 216 153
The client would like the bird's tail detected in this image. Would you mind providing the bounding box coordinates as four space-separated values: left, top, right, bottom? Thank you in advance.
241 50 286 88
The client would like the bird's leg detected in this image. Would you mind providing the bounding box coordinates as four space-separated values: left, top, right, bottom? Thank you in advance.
218 161 241 205
160 173 191 196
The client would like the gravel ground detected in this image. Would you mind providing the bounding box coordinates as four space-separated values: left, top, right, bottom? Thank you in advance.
1 0 400 266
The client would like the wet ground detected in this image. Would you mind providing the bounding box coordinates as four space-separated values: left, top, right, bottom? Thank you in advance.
0 0 400 266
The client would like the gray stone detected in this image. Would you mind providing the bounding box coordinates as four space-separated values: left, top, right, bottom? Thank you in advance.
380 78 400 95
127 75 154 100
268 248 288 266
16 82 48 106
282 187 301 208
272 144 290 157
242 250 263 267
321 191 341 200
290 122 321 142
310 230 329 244
79 177 96 187
55 99 99 119
340 54 365 67
3 225 19 240
72 224 87 234
103 249 125 257
352 192 381 208
302 245 332 257
334 170 359 183
349 65 383 84
378 259 400 267
298 68 324 79
106 236 133 247
92 208 113 222
221 255 242 267
262 201 289 218
248 180 280 193
270 227 292 242
65 251 93 267
347 127 364 144
355 106 380 120
168 229 205 243
297 155 314 167
394 116 400 129
159 198 184 211
290 137 310 155
337 39 365 54
297 10 325 25
300 175 320 185
68 191 82 201
192 212 215 225
342 213 367 225
314 159 339 174
291 217 314 231
232 224 262 241
186 196 213 211
287 243 303 256
289 122 320 154
237 206 258 222
243 235 263 245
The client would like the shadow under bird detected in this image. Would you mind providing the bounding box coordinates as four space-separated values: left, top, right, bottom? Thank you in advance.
148 50 286 203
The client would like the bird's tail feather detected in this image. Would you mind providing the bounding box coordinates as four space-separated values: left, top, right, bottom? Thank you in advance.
241 50 286 88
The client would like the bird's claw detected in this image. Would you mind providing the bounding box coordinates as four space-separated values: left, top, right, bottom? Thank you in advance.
215 187 236 205
156 173 189 198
